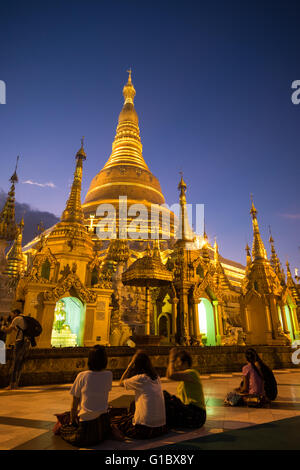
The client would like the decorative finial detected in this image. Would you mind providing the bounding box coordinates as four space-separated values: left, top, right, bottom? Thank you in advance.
76 137 87 160
268 225 274 244
178 171 187 192
10 156 19 184
250 193 257 216
123 70 136 104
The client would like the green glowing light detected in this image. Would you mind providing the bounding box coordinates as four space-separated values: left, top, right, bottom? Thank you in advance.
51 297 86 347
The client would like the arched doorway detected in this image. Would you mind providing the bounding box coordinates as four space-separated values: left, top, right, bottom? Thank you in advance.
158 314 170 344
51 297 86 347
198 298 216 346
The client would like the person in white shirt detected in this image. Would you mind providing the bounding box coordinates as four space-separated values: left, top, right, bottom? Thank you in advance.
112 350 167 439
60 345 113 447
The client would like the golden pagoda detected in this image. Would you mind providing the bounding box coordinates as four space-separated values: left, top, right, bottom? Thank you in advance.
240 199 299 344
82 70 176 240
0 72 299 351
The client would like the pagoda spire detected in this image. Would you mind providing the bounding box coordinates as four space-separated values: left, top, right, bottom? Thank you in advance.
245 243 252 267
103 71 149 171
4 217 25 278
286 260 300 301
178 173 193 243
214 237 220 263
61 139 86 224
0 157 19 241
268 228 285 282
250 197 268 261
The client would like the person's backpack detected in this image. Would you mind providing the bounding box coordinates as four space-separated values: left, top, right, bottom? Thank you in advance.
260 362 278 401
17 315 42 346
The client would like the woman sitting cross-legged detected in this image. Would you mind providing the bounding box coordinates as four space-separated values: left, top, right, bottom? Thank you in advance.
224 348 270 407
59 345 113 447
111 350 167 439
165 348 206 428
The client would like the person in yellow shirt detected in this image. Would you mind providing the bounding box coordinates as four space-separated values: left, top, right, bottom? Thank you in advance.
165 348 206 428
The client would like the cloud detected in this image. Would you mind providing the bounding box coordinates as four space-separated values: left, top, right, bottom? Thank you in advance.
22 180 56 188
279 213 300 220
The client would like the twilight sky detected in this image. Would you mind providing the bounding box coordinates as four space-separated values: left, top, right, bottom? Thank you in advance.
0 0 300 272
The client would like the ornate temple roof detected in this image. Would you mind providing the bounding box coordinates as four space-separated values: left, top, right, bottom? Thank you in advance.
122 242 173 287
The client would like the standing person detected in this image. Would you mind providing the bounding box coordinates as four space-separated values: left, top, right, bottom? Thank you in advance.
165 348 206 428
113 350 167 439
59 345 113 447
1 307 30 390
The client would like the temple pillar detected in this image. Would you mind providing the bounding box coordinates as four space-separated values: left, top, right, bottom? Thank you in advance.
279 301 289 334
192 300 202 344
37 300 56 348
265 303 274 344
145 286 150 336
188 302 194 337
288 303 300 340
180 287 190 343
269 296 281 339
212 300 222 345
243 305 251 334
170 298 178 343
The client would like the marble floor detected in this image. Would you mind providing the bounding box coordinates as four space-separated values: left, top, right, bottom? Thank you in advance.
0 369 299 450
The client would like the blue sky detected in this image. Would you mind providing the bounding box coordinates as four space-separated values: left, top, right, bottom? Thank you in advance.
0 0 300 272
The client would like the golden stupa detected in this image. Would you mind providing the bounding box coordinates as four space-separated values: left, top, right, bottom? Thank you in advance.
82 70 176 240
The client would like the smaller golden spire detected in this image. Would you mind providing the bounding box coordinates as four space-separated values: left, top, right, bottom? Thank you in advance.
214 237 219 262
4 217 25 278
286 259 300 301
268 227 285 282
146 241 152 257
0 157 19 241
245 243 252 266
61 139 86 224
152 239 161 260
249 196 267 261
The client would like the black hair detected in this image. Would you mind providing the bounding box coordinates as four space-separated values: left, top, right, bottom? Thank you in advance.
12 309 22 315
129 350 158 381
88 345 108 371
245 348 263 378
176 350 193 368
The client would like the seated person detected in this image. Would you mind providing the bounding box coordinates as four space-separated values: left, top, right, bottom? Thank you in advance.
59 345 113 447
165 348 206 428
225 348 267 406
112 350 167 439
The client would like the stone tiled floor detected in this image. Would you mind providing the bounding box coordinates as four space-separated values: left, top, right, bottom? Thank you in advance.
0 369 299 450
